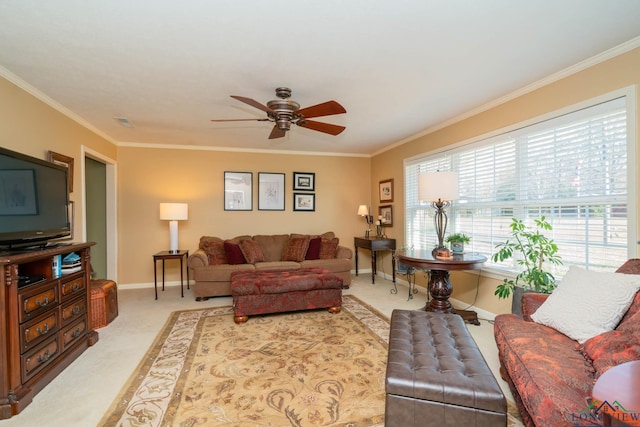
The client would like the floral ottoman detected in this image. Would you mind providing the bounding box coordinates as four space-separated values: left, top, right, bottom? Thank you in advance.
230 268 343 323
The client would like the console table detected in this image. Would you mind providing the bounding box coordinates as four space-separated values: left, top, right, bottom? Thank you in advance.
396 249 486 325
354 237 396 284
153 250 189 299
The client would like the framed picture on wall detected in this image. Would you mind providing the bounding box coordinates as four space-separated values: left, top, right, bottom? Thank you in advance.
379 178 393 203
48 151 74 193
258 172 285 210
379 205 393 226
293 192 315 211
293 172 315 191
224 171 253 211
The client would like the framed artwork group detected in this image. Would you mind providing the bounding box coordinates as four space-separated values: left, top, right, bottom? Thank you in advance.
224 171 316 212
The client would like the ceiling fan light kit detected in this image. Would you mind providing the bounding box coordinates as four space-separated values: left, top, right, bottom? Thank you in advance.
211 87 346 139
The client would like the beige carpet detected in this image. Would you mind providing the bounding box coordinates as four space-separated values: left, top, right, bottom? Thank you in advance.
101 295 522 426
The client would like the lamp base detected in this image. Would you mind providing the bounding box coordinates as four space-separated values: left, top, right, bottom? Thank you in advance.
433 246 451 258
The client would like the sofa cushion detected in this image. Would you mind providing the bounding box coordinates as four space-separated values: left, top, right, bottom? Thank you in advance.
580 330 640 379
224 241 246 265
319 237 339 259
531 266 640 343
199 237 228 265
252 234 290 262
239 239 266 264
281 236 310 262
305 237 321 260
494 313 594 426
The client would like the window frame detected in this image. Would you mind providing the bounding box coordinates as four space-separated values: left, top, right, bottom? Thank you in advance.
404 87 637 279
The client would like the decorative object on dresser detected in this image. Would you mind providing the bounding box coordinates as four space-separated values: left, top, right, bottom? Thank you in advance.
159 203 188 254
418 171 459 257
0 242 96 419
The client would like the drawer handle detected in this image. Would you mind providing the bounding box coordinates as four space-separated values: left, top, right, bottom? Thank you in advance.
71 328 83 339
72 305 81 315
71 283 81 292
37 350 51 363
36 324 50 335
35 296 50 307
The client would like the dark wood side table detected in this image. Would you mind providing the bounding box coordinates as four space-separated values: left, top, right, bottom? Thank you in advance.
153 250 189 299
591 360 640 426
396 249 486 325
354 237 396 284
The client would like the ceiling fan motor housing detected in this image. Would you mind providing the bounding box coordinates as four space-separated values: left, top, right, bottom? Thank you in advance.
267 99 300 130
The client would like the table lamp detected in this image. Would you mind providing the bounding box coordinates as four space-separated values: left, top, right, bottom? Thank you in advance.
418 172 458 256
159 203 188 253
357 205 374 237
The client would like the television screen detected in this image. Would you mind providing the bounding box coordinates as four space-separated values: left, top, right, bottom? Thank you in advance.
0 146 70 248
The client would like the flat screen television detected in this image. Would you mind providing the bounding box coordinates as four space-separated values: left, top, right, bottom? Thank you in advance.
0 146 71 249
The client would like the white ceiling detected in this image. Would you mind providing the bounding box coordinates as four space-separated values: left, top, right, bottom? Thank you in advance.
1 1 640 156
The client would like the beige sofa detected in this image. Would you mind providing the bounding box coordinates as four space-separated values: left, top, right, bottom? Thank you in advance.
187 232 353 301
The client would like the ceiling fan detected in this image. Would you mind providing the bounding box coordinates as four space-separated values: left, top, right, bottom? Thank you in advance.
211 87 346 139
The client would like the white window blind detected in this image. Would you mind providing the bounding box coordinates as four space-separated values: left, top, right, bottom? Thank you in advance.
405 96 631 275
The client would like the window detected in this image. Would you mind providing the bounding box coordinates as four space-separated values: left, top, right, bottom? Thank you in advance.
405 95 634 277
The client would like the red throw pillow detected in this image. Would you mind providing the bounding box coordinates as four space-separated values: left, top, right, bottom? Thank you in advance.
282 236 310 262
580 330 640 379
305 237 322 260
239 239 265 264
201 239 227 265
224 241 246 265
319 237 339 259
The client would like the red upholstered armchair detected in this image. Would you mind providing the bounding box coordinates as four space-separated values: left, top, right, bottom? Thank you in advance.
494 259 640 427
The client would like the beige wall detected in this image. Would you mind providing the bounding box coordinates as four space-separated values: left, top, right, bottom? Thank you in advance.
4 46 639 314
371 47 640 314
0 76 117 241
118 147 370 284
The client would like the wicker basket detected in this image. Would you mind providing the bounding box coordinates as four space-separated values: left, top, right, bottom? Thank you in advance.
90 279 118 329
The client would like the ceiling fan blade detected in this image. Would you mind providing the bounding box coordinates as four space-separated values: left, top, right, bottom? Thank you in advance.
296 100 346 119
268 125 287 139
298 119 346 136
210 118 270 122
230 95 275 114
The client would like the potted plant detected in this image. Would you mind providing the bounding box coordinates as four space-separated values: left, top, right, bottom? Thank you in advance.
445 233 470 254
492 216 563 314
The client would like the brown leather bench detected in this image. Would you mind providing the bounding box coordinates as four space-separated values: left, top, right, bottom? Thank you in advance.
230 267 343 323
385 310 507 426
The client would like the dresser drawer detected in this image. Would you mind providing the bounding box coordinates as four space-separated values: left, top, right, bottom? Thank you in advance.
20 310 59 353
60 316 87 352
18 281 59 323
60 275 86 301
22 337 59 383
60 297 86 326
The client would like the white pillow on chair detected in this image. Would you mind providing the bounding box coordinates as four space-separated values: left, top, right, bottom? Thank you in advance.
531 266 640 343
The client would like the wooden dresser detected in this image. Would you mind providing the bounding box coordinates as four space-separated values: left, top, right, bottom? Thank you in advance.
0 242 97 419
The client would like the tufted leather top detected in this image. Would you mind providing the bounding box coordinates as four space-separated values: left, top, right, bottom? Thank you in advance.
386 309 506 414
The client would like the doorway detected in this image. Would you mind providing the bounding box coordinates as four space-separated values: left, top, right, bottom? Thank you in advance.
82 147 117 281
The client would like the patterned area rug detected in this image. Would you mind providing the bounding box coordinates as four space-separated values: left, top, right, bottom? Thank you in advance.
101 295 523 426
101 295 389 426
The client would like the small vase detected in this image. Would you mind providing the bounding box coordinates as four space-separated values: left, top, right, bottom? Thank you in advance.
451 242 464 254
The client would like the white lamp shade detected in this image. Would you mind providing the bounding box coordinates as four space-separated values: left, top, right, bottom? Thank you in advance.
159 203 188 220
419 172 459 201
357 205 370 216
